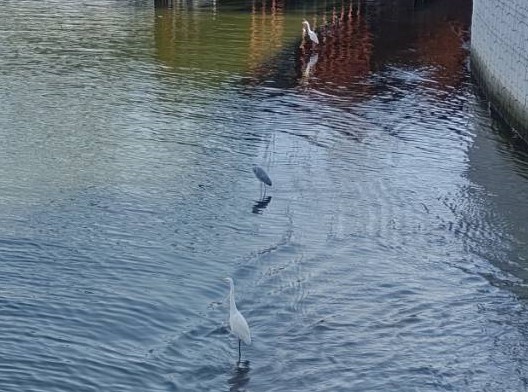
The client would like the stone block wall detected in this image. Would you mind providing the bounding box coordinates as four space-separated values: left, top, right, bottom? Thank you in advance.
471 0 528 138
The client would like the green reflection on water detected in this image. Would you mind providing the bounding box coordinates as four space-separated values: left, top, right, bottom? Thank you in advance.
153 1 326 76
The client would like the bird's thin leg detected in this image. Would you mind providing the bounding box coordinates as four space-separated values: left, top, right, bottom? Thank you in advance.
238 339 241 362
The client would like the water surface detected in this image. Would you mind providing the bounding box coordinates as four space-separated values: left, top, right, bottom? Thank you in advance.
1 0 528 391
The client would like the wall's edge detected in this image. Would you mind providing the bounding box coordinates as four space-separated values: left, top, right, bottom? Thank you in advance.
470 0 528 141
471 48 528 141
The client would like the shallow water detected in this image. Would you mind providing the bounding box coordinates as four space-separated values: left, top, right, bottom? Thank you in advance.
1 0 528 391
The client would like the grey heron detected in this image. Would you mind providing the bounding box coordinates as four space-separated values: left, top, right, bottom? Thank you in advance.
252 165 272 187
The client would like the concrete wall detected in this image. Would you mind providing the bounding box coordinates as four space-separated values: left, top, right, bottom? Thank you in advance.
471 0 528 139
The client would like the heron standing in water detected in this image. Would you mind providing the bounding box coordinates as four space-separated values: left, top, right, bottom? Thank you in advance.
302 19 319 45
225 277 251 362
252 165 272 196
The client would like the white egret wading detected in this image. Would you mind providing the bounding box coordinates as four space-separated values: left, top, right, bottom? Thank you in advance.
302 19 319 45
225 277 251 361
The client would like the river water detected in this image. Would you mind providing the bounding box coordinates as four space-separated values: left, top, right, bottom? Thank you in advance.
1 0 528 391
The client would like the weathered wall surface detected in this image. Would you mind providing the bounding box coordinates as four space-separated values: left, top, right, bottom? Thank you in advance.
471 0 528 138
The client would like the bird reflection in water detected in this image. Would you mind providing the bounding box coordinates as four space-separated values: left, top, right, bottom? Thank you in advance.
228 360 251 392
300 52 319 86
252 196 272 214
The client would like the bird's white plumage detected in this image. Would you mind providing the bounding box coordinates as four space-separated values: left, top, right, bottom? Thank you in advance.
230 309 251 344
302 20 319 45
225 277 251 345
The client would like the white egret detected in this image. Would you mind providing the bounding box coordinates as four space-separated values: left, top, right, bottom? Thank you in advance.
252 165 272 187
302 19 319 45
225 277 251 361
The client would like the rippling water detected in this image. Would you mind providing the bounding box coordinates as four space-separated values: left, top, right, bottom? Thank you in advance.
1 0 528 391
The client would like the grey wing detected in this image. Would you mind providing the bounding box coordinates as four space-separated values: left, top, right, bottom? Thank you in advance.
253 166 272 186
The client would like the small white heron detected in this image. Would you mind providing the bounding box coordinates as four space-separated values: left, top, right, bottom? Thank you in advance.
225 277 251 361
302 19 319 45
252 165 272 187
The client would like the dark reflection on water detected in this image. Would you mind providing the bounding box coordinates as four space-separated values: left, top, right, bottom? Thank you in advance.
2 0 528 391
252 196 272 214
228 361 251 392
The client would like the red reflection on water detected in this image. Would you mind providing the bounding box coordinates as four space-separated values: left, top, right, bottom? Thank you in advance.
293 0 472 97
414 20 469 89
248 0 285 72
297 1 373 96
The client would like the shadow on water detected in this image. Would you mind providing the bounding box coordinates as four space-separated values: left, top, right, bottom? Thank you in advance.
252 196 272 214
488 107 528 165
465 94 528 296
228 360 251 392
